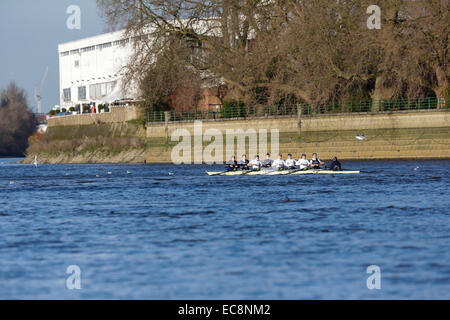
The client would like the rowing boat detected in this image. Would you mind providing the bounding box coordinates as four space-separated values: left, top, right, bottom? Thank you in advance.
206 170 360 176
207 170 360 176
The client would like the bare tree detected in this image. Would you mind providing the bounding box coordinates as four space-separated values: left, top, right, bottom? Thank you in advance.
394 0 449 98
139 37 203 111
97 0 287 107
97 0 449 110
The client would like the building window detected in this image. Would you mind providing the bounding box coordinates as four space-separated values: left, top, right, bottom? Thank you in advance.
96 42 112 50
63 88 71 102
114 39 130 46
81 45 95 53
78 86 86 100
60 51 69 57
89 84 100 100
74 60 79 68
70 49 79 55
89 81 117 100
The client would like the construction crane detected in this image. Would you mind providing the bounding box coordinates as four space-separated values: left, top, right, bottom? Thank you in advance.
34 66 49 114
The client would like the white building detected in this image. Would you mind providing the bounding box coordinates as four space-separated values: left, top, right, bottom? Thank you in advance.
58 29 136 110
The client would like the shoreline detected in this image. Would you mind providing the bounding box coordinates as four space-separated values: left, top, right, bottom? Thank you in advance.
20 156 450 165
25 111 450 164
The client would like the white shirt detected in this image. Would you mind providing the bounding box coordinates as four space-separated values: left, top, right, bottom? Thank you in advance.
285 158 296 167
272 158 285 168
296 158 310 169
249 159 261 169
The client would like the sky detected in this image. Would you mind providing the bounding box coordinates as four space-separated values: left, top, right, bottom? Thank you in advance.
0 0 107 113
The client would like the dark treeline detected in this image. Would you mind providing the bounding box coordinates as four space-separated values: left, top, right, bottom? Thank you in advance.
97 0 449 112
0 82 37 157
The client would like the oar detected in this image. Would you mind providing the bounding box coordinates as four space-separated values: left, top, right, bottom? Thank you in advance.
208 167 245 176
241 167 261 175
208 171 226 176
207 169 235 176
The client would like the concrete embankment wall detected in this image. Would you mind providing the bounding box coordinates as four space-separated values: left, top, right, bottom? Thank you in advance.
145 111 450 162
47 106 143 127
147 111 449 137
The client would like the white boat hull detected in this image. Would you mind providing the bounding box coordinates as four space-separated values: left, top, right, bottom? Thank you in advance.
206 170 360 176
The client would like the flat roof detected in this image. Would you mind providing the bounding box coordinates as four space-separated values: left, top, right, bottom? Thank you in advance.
58 29 126 52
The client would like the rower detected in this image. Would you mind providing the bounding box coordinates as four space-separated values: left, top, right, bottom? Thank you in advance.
239 154 250 170
249 155 262 171
272 153 286 170
329 156 342 171
226 155 239 171
296 154 310 170
309 153 325 169
262 153 273 168
285 153 296 170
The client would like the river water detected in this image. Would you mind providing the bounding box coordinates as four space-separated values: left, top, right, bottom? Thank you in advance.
0 158 449 299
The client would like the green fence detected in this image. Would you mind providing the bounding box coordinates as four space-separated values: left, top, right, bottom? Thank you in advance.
147 96 448 123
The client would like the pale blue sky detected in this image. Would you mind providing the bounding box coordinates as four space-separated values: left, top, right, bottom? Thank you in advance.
0 0 107 112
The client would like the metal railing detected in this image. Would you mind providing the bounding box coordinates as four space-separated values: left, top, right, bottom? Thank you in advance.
147 96 448 123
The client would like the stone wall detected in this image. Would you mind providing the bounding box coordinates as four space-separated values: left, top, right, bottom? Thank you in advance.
48 106 143 127
145 110 450 162
147 110 450 138
40 108 450 162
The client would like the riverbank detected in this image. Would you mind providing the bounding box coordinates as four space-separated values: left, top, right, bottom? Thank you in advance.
25 110 450 163
145 127 450 163
23 122 147 164
146 110 450 162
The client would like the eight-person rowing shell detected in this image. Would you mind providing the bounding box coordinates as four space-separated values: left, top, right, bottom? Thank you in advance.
226 153 343 172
